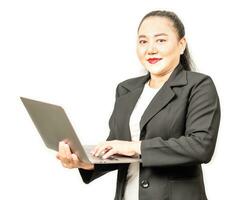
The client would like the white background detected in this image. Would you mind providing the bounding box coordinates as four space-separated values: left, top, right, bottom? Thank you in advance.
0 0 238 199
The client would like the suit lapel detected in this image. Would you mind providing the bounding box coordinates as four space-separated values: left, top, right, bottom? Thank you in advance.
140 64 187 132
118 63 187 140
139 84 175 132
116 85 145 141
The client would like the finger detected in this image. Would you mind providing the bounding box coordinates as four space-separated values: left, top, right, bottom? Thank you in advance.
72 153 80 163
90 146 97 155
61 162 72 169
58 141 66 158
91 141 106 155
92 143 103 156
63 143 72 160
95 144 112 157
56 153 60 160
102 148 117 159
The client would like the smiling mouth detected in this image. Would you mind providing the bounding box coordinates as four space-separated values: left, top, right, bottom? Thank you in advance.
147 58 162 64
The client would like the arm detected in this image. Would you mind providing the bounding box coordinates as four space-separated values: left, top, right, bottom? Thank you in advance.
141 76 221 167
78 131 120 184
79 85 121 184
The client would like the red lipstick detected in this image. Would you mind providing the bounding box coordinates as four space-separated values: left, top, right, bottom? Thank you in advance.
147 58 162 64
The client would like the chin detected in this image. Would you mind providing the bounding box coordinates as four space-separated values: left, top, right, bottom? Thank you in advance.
144 64 166 75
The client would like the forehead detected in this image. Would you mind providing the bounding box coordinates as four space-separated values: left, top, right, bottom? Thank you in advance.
138 16 176 37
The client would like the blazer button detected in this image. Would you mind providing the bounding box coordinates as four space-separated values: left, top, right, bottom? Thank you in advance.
141 180 149 188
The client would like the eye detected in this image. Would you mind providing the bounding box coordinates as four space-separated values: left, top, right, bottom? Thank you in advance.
139 40 147 44
156 39 166 43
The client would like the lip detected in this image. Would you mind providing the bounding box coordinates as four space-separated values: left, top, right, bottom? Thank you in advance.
147 58 162 64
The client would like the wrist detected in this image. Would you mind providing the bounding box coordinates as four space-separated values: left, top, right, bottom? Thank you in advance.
132 141 141 156
79 162 95 170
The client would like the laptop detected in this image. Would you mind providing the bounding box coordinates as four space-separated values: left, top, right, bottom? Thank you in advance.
20 97 141 164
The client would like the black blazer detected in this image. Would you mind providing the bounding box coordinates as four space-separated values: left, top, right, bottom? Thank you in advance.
79 64 221 200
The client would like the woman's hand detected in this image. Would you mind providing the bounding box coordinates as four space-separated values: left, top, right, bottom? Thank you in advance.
91 140 141 159
56 141 94 170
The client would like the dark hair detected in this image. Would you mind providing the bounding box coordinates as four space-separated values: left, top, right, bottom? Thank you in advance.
138 10 195 71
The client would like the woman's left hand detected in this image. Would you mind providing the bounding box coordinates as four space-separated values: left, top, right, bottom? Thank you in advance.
91 140 141 159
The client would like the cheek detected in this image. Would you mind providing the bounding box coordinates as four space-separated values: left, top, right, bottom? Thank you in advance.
136 47 145 61
159 44 178 57
160 44 176 54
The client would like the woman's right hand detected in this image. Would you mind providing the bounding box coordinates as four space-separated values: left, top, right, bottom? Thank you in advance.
56 141 94 170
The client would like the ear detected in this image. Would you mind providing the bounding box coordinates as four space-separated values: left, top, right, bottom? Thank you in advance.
179 37 187 55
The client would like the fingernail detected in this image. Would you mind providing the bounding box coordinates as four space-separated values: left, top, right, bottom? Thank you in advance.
90 150 94 154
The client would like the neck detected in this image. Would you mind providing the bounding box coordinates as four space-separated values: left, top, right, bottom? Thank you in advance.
149 66 177 88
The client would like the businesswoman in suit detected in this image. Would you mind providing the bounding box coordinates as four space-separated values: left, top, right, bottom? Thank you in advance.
56 10 221 200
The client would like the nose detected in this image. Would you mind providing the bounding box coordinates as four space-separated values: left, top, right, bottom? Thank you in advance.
147 43 158 55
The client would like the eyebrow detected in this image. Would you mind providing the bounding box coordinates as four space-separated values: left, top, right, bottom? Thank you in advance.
138 33 168 38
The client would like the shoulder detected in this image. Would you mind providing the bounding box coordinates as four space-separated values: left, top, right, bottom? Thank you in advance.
185 70 218 91
185 70 219 101
115 74 149 97
186 70 213 84
118 74 148 87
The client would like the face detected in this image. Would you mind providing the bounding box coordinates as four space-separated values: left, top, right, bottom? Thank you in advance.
137 16 186 76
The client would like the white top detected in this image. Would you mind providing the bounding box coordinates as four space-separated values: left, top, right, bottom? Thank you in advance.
123 80 162 200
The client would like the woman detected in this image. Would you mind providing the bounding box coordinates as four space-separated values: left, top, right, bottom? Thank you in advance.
56 10 221 200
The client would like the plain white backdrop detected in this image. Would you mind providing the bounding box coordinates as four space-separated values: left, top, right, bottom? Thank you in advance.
0 0 238 199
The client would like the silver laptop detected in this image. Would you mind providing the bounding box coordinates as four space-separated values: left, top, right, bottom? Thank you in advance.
20 97 141 164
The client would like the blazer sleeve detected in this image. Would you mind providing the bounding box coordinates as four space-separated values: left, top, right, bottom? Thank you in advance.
78 85 120 184
141 75 221 167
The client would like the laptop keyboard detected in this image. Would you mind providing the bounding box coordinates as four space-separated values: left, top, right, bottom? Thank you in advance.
95 154 119 161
